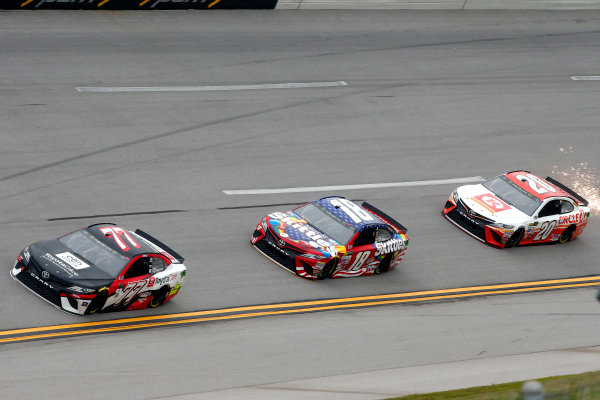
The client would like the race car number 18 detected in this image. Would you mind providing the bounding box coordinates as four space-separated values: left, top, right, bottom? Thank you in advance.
330 199 374 224
348 251 370 270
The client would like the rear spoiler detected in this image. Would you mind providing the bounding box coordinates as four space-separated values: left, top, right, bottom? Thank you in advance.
546 177 589 207
134 229 185 263
88 222 116 228
361 202 407 234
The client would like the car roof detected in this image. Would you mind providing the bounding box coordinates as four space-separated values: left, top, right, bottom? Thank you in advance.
315 197 389 231
85 224 157 257
504 171 573 201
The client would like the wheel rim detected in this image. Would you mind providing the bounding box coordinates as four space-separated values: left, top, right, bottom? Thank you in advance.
376 254 392 274
507 229 523 248
86 288 108 314
319 259 337 279
559 227 574 244
150 289 168 307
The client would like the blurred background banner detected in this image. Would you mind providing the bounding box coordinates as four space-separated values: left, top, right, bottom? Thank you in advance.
3 0 278 9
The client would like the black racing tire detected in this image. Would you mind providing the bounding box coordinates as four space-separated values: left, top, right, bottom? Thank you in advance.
504 228 524 248
375 254 393 274
559 225 576 244
149 286 170 308
85 288 108 315
317 258 338 280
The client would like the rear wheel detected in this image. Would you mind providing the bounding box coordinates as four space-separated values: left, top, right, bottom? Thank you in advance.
317 258 338 280
375 254 393 274
149 286 169 308
559 225 576 244
504 228 524 248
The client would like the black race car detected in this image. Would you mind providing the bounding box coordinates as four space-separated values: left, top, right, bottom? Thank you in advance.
11 223 186 315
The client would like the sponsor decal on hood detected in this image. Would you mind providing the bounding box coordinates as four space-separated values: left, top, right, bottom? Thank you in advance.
267 212 341 251
458 184 529 222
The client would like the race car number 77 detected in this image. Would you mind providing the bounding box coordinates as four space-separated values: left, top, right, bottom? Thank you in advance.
99 227 141 251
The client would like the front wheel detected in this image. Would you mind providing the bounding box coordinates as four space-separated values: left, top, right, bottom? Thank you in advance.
504 228 524 248
85 287 108 315
317 258 338 280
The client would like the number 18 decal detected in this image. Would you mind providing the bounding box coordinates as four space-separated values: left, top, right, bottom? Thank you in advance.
348 251 371 270
533 220 557 241
330 198 374 224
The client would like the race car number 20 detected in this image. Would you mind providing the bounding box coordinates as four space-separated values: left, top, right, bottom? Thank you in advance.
533 220 557 241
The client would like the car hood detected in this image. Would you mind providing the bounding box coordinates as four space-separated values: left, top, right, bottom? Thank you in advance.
457 184 529 223
267 212 345 256
28 240 115 287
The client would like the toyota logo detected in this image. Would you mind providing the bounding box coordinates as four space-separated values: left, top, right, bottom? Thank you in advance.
277 239 286 247
41 270 50 279
468 209 477 217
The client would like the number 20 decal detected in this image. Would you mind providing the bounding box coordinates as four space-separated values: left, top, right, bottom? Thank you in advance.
533 220 557 241
515 174 557 195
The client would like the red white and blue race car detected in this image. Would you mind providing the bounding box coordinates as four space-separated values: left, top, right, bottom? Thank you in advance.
443 171 590 248
251 196 408 280
11 223 186 315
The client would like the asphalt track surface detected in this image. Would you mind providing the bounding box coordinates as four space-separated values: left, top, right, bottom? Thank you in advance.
1 9 600 399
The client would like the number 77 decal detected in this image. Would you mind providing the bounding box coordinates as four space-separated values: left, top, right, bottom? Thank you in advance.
99 227 141 251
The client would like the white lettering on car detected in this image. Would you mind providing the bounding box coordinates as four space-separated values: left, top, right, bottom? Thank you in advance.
56 252 90 270
374 239 405 256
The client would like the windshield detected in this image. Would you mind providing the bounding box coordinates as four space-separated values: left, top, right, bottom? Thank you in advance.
294 203 356 245
59 230 130 275
482 175 542 216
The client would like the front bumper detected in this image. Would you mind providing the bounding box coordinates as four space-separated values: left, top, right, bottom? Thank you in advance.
251 223 323 280
442 196 507 248
11 260 94 315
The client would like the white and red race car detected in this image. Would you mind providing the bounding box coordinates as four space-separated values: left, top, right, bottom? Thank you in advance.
443 171 590 248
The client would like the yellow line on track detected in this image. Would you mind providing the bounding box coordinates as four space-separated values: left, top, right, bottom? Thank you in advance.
2 275 598 337
1 277 599 344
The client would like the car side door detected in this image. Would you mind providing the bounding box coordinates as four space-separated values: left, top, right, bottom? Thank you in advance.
531 199 562 243
343 227 377 273
106 255 153 309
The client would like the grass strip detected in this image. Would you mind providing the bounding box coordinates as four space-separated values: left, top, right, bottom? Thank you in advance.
385 370 600 400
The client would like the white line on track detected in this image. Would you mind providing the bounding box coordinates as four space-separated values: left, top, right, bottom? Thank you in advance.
75 81 349 93
571 76 600 81
223 176 485 195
